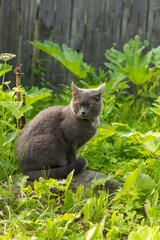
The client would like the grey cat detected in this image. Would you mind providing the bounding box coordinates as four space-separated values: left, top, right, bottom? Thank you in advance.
16 82 106 181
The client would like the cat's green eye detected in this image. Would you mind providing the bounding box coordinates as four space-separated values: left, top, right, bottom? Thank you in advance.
88 104 92 107
76 104 81 107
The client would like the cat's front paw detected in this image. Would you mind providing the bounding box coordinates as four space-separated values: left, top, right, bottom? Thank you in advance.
74 157 87 175
78 157 88 167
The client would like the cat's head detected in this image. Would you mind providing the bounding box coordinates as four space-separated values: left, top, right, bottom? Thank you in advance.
71 82 106 119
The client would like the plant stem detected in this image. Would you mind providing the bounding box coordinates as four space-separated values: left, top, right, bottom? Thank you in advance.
2 60 7 91
131 85 139 109
1 61 7 119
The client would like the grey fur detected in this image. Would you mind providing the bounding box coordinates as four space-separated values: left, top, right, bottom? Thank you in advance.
16 82 106 180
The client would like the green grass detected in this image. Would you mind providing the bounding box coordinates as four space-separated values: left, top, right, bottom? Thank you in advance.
1 36 160 239
1 96 160 239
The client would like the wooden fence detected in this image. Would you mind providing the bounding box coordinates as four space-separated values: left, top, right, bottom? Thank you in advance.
0 0 160 87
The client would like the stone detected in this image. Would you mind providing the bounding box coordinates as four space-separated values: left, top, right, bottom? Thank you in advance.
26 170 123 195
71 170 123 194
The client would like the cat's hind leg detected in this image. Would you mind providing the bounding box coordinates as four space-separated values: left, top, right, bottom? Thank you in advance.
18 134 68 171
24 157 87 181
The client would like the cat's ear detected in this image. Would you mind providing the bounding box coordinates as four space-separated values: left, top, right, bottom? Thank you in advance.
93 83 106 100
72 82 81 98
96 83 106 93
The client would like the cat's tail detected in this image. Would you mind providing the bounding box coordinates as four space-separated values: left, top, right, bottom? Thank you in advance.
24 157 87 181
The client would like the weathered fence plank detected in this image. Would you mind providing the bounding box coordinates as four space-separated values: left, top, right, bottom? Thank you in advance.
18 0 37 86
0 0 18 53
0 0 19 86
150 1 160 46
70 0 86 52
49 0 73 86
84 0 107 67
0 0 37 87
0 0 160 87
35 0 55 86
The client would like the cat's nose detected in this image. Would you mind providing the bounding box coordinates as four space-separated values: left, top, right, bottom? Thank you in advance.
81 111 86 116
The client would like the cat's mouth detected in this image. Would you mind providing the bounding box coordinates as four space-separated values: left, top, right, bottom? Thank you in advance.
79 115 93 121
71 107 93 120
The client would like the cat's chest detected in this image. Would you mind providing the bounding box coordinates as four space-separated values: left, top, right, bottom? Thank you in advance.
62 116 99 148
90 117 100 128
77 118 98 136
77 119 98 148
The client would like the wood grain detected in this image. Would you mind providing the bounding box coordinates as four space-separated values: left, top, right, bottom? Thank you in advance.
0 0 159 87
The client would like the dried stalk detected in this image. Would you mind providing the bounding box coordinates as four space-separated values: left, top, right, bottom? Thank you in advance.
13 64 26 129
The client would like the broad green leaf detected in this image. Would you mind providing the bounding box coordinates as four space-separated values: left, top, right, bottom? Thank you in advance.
83 198 94 221
150 106 160 116
123 36 145 66
125 66 155 86
64 189 74 211
0 63 12 77
0 101 22 116
114 123 135 137
135 173 156 190
25 86 52 105
98 125 116 139
151 46 160 64
140 131 160 142
90 177 111 190
62 44 83 63
128 226 159 240
143 139 160 152
18 105 33 118
3 129 18 146
151 97 160 116
139 51 153 68
0 90 16 101
29 40 62 58
111 211 120 225
0 120 16 130
30 40 90 79
69 234 85 240
85 223 101 240
123 36 151 70
85 188 94 198
105 49 126 69
104 71 126 97
75 184 84 203
124 170 156 193
0 101 33 119
147 206 160 221
123 169 139 191
105 35 158 88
